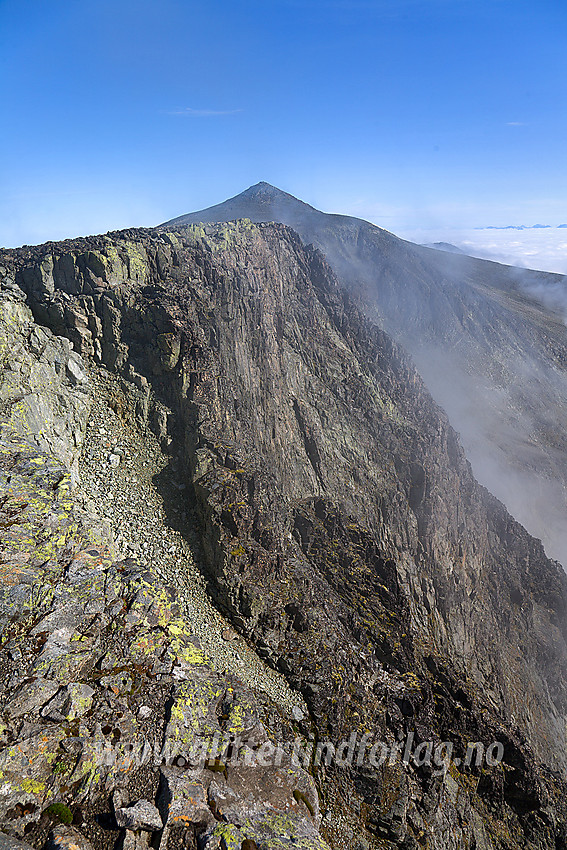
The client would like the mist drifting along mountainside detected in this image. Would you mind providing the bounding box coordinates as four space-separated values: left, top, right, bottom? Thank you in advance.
163 183 567 567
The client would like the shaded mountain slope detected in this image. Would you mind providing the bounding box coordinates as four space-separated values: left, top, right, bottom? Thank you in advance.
3 221 567 847
422 243 467 254
162 184 567 566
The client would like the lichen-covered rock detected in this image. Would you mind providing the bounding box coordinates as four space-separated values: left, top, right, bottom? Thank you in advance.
48 825 94 850
0 279 90 480
158 768 214 828
3 221 567 848
0 420 329 848
114 800 162 831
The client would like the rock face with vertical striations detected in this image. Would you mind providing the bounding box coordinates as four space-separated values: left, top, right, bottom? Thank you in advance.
0 271 90 480
163 182 567 569
1 219 567 848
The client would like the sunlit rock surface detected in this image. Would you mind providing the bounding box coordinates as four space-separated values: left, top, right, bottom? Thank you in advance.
165 183 567 567
1 222 567 847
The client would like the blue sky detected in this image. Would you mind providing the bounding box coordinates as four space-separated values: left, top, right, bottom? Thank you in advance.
1 0 566 247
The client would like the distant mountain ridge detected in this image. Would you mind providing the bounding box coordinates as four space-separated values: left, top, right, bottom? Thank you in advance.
478 224 560 230
162 182 567 566
423 241 466 254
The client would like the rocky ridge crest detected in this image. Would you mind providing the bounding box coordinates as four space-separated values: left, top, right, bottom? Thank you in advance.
1 221 567 848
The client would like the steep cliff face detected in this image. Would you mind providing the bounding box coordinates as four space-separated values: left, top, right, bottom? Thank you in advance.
0 277 328 850
3 221 567 849
0 273 90 479
164 184 567 568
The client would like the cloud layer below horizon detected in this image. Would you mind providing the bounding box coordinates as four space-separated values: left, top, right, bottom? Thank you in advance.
397 226 567 275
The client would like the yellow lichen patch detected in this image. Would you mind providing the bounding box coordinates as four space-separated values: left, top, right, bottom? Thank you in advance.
120 241 149 282
168 679 223 748
212 823 241 849
166 620 189 638
178 642 207 665
183 225 206 246
100 243 124 281
162 231 182 249
20 778 46 795
226 703 245 735
237 812 331 849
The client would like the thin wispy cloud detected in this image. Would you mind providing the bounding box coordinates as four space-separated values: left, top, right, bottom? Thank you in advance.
168 107 242 117
506 121 526 126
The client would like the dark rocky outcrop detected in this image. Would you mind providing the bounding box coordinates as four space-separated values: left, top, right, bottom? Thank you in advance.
2 220 567 848
163 183 567 569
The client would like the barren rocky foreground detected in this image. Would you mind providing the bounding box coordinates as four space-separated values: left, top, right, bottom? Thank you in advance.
1 220 567 848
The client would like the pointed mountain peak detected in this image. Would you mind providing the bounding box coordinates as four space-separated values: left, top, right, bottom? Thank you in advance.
234 181 309 205
159 182 317 229
238 180 301 199
242 181 279 194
